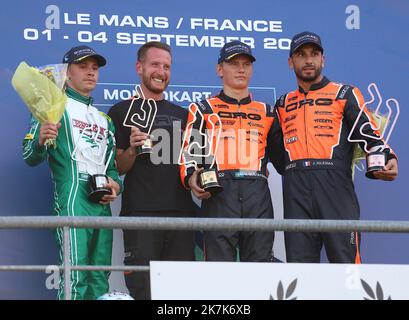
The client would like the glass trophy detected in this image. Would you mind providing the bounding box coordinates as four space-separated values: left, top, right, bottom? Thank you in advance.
122 85 157 158
348 83 400 179
179 103 223 195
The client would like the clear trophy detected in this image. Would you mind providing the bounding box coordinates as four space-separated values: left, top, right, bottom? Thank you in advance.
178 103 223 195
122 85 157 158
71 113 116 203
348 83 400 179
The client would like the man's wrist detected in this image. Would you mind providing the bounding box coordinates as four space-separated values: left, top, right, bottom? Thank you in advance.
386 152 397 162
128 146 137 157
113 181 121 194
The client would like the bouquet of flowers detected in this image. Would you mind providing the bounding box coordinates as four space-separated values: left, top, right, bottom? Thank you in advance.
12 61 68 148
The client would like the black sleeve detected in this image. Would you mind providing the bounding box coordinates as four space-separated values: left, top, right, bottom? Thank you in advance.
267 102 286 175
108 102 131 151
180 107 189 131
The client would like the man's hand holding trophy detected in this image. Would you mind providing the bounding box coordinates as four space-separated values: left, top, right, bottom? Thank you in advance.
179 103 223 199
70 116 119 203
348 83 399 180
123 85 157 159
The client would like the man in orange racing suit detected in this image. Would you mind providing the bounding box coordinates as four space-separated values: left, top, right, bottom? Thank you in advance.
180 41 283 262
274 31 398 263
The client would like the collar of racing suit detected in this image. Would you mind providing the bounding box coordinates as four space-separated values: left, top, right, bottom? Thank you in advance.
218 90 252 105
65 86 94 106
298 76 330 94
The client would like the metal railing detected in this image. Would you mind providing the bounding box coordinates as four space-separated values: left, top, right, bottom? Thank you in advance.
1 216 409 300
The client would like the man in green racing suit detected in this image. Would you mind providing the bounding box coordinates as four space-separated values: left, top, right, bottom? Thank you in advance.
22 46 122 300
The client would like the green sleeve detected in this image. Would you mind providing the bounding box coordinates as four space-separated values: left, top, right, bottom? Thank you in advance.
22 116 47 166
106 117 123 194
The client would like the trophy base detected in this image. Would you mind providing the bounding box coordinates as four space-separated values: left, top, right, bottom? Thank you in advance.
88 174 111 203
135 148 153 159
88 189 112 203
136 139 153 160
203 184 223 195
365 151 387 179
199 169 223 195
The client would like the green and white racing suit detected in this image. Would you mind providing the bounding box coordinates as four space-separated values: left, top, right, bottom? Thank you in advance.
23 86 123 300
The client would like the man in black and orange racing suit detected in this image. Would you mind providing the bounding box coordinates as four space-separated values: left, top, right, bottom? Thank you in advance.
180 41 283 262
273 31 398 263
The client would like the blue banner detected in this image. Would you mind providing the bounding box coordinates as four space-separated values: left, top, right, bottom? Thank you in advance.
0 0 408 299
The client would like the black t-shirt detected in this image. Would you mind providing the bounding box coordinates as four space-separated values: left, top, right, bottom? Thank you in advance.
108 98 195 215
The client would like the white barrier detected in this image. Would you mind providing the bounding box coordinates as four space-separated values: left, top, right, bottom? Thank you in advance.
151 261 408 300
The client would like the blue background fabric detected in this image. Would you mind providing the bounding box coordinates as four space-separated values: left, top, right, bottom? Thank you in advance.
0 0 407 299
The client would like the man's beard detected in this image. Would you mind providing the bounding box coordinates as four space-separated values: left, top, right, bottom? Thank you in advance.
142 73 169 94
295 65 322 83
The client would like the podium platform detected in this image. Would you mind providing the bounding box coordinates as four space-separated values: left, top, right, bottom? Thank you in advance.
150 261 408 300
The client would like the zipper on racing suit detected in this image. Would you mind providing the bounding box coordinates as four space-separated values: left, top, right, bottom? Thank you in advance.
238 102 242 127
303 92 310 157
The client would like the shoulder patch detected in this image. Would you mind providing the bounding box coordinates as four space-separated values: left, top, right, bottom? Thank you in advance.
336 85 352 100
196 99 214 113
276 94 287 108
24 133 34 140
196 101 207 111
264 103 274 116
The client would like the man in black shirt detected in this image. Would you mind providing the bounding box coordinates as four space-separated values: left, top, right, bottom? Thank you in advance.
108 41 195 300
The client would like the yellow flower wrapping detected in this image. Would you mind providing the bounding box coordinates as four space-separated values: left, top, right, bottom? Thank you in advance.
12 61 67 148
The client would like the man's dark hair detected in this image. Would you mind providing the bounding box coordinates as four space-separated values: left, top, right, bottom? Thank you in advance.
137 41 172 62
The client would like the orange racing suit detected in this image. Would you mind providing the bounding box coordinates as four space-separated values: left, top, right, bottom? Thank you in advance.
180 90 282 261
274 76 396 263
